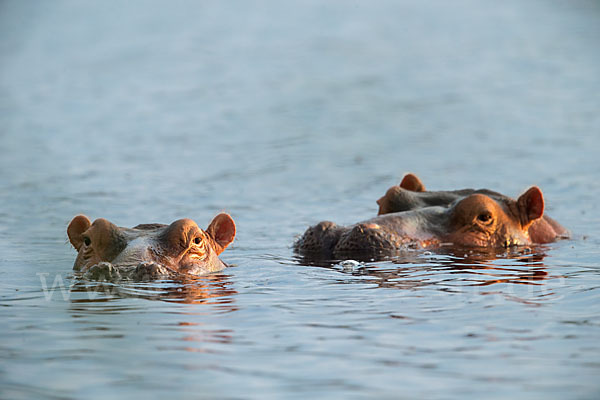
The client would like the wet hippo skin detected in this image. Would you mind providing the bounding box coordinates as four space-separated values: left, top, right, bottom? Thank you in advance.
295 182 567 259
67 213 235 280
376 173 569 244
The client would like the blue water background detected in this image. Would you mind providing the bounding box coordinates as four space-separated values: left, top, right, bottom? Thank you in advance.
1 0 599 398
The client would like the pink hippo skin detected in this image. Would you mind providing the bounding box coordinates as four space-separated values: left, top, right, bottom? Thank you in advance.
295 184 566 259
376 173 568 244
67 214 235 280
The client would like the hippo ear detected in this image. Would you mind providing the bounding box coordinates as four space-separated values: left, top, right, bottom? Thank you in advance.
377 186 400 215
517 187 545 226
376 195 386 215
399 173 425 192
67 215 91 250
206 213 236 254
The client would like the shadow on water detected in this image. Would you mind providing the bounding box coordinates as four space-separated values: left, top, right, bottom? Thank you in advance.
294 245 555 290
69 272 238 308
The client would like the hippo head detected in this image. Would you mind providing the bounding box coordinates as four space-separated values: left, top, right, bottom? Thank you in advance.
376 173 568 244
67 214 236 276
295 185 551 259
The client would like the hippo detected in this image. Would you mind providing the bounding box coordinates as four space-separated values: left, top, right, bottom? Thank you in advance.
67 213 236 280
295 184 565 259
376 173 568 244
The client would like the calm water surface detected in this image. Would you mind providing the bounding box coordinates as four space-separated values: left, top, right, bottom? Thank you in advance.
1 0 599 398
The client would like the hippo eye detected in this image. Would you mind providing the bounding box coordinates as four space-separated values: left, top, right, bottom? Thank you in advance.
193 237 202 245
477 212 493 224
83 236 91 246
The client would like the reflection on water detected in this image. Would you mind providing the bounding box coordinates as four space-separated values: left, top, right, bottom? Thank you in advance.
65 274 238 356
296 246 554 293
70 273 238 307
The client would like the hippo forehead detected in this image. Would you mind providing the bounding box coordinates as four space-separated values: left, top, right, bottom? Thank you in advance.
110 236 157 266
382 186 509 214
413 188 508 207
122 220 206 250
93 219 207 263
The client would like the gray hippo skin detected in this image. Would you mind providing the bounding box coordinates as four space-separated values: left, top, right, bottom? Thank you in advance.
67 214 235 280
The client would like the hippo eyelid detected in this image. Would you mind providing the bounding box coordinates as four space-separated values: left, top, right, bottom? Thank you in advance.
83 236 91 246
193 237 202 245
477 212 493 224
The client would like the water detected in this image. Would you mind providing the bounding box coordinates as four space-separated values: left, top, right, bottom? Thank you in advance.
1 0 599 398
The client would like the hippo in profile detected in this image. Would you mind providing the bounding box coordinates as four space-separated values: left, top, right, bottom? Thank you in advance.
376 173 568 244
295 184 565 259
67 213 236 280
